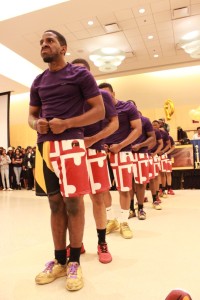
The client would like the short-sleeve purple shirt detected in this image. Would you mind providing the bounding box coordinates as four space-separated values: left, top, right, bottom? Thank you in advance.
104 100 140 151
150 129 162 153
132 116 153 153
30 63 100 143
84 89 117 150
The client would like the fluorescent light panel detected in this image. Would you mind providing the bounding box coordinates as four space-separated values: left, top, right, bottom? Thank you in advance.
0 0 70 21
0 43 43 87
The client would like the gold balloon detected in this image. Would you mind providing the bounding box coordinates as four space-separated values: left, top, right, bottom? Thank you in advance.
164 99 175 120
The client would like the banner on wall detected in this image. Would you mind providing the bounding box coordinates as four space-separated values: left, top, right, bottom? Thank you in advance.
0 91 10 149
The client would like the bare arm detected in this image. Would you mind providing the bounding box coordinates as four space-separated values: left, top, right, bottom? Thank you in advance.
84 115 119 148
166 144 175 155
49 95 105 134
110 118 142 153
132 131 156 152
151 139 163 157
28 105 49 134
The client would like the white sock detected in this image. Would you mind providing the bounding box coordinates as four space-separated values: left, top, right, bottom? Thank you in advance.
119 209 129 223
106 206 115 220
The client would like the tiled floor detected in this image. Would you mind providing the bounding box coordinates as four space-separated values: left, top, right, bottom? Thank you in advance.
0 189 198 300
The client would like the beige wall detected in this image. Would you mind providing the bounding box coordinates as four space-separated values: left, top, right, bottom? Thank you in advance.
10 65 200 147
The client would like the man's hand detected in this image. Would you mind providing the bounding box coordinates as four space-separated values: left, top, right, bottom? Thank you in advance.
49 118 67 134
109 143 121 154
37 118 49 134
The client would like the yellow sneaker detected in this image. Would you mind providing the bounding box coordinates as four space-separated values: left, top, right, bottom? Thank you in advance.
120 222 133 239
66 262 83 291
152 201 162 210
106 218 119 234
35 259 66 284
128 209 136 219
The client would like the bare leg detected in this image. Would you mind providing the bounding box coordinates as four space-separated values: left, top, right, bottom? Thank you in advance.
66 196 85 248
48 193 68 249
90 192 106 229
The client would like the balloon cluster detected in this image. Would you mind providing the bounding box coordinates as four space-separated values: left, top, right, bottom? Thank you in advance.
189 106 200 121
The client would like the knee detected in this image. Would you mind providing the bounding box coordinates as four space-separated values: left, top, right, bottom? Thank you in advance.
48 194 64 214
66 198 80 216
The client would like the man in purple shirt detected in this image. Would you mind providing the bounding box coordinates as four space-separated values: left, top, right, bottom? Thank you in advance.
28 30 105 291
67 58 119 264
130 112 156 220
98 83 142 239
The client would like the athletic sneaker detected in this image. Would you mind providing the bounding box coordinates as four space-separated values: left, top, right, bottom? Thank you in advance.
3 188 6 191
66 243 85 258
35 259 66 284
120 222 133 239
106 218 119 234
156 196 162 204
138 209 146 220
152 201 162 210
160 191 168 198
66 262 83 291
97 243 112 263
128 209 136 219
7 188 13 191
167 189 175 195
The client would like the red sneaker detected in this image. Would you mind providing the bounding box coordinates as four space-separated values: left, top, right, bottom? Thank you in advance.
167 189 175 195
156 196 162 203
66 243 86 258
97 243 112 264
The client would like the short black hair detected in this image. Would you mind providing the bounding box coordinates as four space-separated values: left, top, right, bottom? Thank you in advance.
197 127 200 130
71 58 90 71
127 100 137 107
45 29 67 46
152 120 160 124
98 82 113 92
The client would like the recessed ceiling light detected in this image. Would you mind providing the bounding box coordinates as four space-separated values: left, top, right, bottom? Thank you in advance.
66 52 71 56
153 54 159 58
148 35 154 40
139 8 145 14
88 20 94 26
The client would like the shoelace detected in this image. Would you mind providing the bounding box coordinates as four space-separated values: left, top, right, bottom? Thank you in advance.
43 260 55 273
121 223 130 231
99 243 108 253
68 263 78 278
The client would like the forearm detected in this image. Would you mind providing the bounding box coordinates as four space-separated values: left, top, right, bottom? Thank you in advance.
88 117 119 145
119 128 141 150
64 105 105 129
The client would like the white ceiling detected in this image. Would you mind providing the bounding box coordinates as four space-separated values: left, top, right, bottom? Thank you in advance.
1 0 200 95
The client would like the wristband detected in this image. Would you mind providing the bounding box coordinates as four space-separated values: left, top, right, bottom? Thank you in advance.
32 119 37 130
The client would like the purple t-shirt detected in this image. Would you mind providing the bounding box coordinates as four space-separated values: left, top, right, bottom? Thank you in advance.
150 129 162 153
132 116 153 153
84 89 117 150
30 63 100 143
160 129 170 150
168 135 175 158
104 100 140 151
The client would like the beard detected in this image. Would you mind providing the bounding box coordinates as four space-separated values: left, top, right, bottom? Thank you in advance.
42 55 54 63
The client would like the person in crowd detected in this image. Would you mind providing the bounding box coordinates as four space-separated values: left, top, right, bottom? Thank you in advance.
12 148 23 190
7 147 16 189
28 29 105 291
192 126 200 139
177 126 189 144
0 148 13 191
158 118 170 133
66 58 119 264
23 146 35 190
98 83 142 239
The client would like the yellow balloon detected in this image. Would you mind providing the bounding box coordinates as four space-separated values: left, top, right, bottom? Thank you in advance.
164 99 175 120
193 110 200 121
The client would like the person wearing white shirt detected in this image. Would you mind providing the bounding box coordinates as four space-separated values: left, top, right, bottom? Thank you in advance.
192 127 200 139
